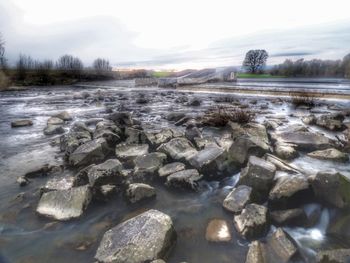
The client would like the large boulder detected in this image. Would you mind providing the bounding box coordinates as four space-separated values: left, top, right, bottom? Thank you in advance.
310 171 350 208
125 183 156 203
234 203 268 239
307 148 349 162
60 122 92 156
158 162 186 178
205 219 231 242
223 185 252 213
36 185 92 221
108 112 133 126
95 209 176 263
238 156 276 202
69 138 107 167
41 176 75 193
115 143 149 161
274 142 298 160
53 111 72 121
269 175 310 208
134 152 167 176
166 169 203 191
44 124 65 135
188 145 225 174
271 131 333 151
157 137 198 162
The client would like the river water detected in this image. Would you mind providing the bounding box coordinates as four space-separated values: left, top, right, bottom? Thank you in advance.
0 79 350 263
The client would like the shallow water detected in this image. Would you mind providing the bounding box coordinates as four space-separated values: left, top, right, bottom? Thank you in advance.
0 80 350 263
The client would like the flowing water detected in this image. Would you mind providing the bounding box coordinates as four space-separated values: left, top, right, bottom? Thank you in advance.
0 79 350 263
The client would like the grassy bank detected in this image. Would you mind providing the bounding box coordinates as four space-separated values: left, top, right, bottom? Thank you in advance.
237 73 286 79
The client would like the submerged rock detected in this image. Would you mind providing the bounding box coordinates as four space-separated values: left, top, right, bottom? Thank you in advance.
36 185 92 221
11 119 33 128
205 219 231 242
245 240 265 263
238 156 276 202
223 185 252 213
310 171 350 208
166 169 203 190
134 152 167 175
234 203 268 239
126 183 156 203
69 138 107 166
158 137 198 162
95 209 176 263
16 176 29 187
115 143 149 161
158 162 186 178
54 111 72 121
47 117 64 125
307 148 349 162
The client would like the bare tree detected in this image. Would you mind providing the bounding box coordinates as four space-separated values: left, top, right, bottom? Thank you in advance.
342 54 350 78
16 54 35 81
0 33 6 69
93 58 112 72
56 54 83 77
243 50 269 74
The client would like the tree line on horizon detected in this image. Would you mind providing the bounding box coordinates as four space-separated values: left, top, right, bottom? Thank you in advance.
242 49 350 78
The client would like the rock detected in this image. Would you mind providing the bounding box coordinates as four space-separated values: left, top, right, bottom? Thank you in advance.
188 97 201 106
316 248 350 263
11 119 33 127
266 228 297 263
188 145 225 174
307 148 349 162
115 143 149 161
166 169 203 191
228 123 271 165
145 129 174 148
126 183 156 203
125 127 146 144
108 112 133 126
44 124 65 135
85 159 123 188
157 137 198 162
272 131 333 151
97 184 117 201
166 112 186 122
205 219 231 242
95 209 176 263
47 117 64 125
310 171 350 208
41 176 74 193
301 114 316 125
94 120 122 146
270 208 307 226
16 176 29 187
158 162 186 178
24 164 51 178
233 203 268 239
316 114 344 131
245 240 265 263
274 142 298 160
264 154 302 174
185 126 202 142
54 111 72 121
134 152 167 176
238 156 276 202
223 185 252 213
69 138 107 166
194 136 218 149
36 185 92 221
60 122 92 156
269 175 310 207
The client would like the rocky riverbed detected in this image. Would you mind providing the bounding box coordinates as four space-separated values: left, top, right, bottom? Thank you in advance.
1 80 350 263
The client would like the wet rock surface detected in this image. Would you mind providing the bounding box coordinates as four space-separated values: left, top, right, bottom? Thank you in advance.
95 209 176 263
166 169 203 190
223 185 252 213
158 162 186 178
126 183 156 203
205 219 231 242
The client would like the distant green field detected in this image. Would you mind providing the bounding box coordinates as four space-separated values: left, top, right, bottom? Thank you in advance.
237 73 285 78
151 71 173 78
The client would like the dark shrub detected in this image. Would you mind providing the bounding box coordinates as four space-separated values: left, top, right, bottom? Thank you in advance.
202 106 255 127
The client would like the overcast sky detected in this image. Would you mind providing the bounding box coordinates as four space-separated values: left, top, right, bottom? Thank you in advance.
1 0 350 69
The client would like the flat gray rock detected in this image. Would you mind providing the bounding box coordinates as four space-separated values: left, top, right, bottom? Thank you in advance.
115 143 149 161
95 209 176 263
69 138 107 166
223 185 252 213
158 162 186 178
166 169 203 190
